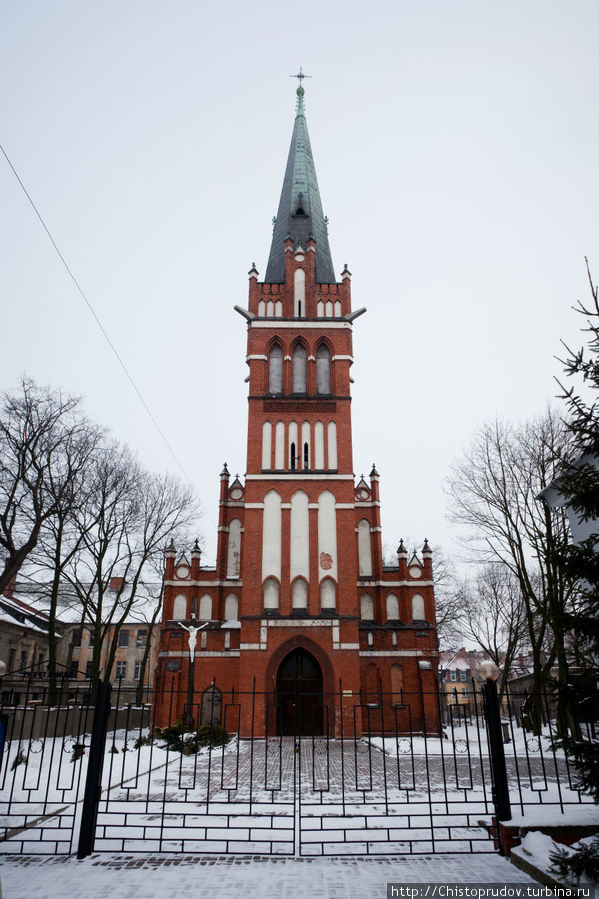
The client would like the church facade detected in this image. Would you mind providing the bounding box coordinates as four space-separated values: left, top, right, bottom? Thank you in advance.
154 84 439 737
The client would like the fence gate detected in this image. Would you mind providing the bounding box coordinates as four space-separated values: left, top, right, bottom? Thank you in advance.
1 678 594 857
0 678 94 855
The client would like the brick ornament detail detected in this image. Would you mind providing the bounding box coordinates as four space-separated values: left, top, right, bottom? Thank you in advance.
320 551 333 571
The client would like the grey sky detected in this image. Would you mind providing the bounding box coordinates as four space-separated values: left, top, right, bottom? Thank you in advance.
1 1 597 565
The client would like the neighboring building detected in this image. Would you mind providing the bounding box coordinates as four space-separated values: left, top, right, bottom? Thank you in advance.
0 577 160 692
538 453 599 545
0 582 55 678
154 83 439 737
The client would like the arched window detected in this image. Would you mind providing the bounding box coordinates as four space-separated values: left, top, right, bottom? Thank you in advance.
412 593 426 621
293 345 306 393
198 594 212 620
391 664 404 706
292 578 308 610
172 594 186 619
316 345 331 394
224 594 238 621
320 577 336 611
360 594 374 620
386 594 399 621
263 577 280 611
268 344 283 394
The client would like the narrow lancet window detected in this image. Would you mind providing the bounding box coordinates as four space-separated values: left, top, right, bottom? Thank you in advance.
269 344 283 394
317 345 331 394
293 344 306 393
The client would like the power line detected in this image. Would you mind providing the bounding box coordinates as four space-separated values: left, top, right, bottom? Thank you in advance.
0 141 196 492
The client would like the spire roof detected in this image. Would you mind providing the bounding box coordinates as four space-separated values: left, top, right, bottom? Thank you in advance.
265 85 335 284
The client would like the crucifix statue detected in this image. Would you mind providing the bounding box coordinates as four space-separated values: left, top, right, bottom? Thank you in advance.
179 620 208 663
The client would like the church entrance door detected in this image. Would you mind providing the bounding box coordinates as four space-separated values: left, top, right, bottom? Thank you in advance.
276 648 323 736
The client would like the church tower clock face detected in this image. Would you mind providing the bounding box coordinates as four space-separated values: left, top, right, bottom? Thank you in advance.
154 80 438 738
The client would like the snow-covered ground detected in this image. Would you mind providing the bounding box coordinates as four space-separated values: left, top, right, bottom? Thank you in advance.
0 851 538 899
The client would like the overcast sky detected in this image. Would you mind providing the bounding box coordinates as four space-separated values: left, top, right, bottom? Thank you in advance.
1 1 598 567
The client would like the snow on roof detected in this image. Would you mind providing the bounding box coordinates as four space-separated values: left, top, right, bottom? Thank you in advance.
4 581 161 626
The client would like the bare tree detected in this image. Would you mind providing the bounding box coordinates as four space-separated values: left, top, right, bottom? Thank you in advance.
445 408 579 726
0 377 89 595
60 443 198 686
456 564 525 696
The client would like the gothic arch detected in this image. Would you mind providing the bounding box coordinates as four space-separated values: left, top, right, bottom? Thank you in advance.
265 634 335 697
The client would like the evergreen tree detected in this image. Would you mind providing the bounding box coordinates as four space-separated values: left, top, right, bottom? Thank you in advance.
553 259 599 801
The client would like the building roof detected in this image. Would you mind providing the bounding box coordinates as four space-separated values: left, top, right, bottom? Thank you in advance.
264 85 336 284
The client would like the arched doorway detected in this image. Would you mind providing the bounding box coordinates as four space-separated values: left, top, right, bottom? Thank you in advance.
276 648 323 736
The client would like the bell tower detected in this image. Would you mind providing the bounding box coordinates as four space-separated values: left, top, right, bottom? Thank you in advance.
155 81 439 738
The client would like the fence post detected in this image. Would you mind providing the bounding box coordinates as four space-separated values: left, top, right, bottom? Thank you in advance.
481 663 511 848
77 680 112 859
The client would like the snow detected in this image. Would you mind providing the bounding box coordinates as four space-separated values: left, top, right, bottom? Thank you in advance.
513 830 598 887
0 851 537 899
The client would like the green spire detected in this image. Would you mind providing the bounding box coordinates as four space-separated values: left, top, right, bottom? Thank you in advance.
264 83 336 283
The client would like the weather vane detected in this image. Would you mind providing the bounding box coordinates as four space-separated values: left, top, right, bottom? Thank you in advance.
290 67 311 85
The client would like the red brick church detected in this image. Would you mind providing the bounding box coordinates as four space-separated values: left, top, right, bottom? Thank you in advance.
154 81 439 736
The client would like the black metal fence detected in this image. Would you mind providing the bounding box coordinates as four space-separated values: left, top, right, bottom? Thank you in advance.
0 677 594 857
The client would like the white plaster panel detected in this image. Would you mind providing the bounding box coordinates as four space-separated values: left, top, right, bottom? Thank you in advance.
172 594 186 619
314 421 325 469
224 594 238 621
275 422 284 470
199 594 212 620
262 421 272 470
292 578 308 609
386 594 399 620
412 593 426 619
318 490 338 582
358 519 373 577
226 519 242 578
290 490 309 580
327 421 337 469
262 490 282 581
294 268 305 316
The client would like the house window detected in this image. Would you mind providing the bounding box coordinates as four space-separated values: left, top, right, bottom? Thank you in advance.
115 661 127 679
8 648 16 672
85 661 93 679
69 661 79 678
118 630 129 647
134 661 142 680
268 344 283 394
450 670 457 681
72 630 82 647
316 345 331 394
88 630 95 647
136 629 147 647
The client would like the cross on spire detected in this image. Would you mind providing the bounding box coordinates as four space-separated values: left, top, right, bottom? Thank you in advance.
290 66 311 85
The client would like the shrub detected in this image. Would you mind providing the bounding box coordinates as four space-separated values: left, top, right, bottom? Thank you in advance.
549 836 599 882
153 721 229 754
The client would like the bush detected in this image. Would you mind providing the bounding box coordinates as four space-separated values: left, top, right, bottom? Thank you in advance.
153 722 229 754
549 836 599 882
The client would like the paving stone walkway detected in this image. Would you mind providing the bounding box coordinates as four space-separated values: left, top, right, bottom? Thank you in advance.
0 851 537 899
